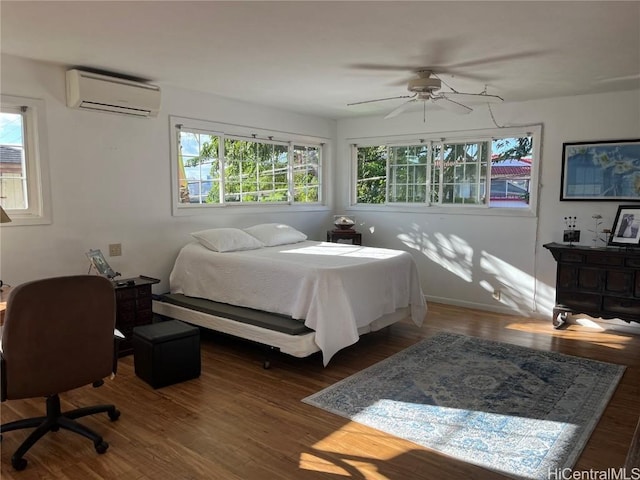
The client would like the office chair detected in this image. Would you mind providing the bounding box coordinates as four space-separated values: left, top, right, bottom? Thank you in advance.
0 275 121 470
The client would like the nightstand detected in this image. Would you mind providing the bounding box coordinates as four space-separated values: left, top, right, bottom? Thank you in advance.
114 276 160 356
327 229 362 245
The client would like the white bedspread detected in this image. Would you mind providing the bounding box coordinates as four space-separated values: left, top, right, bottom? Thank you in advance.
169 241 426 365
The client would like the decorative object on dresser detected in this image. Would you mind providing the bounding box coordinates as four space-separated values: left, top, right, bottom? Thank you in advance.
114 276 160 356
329 215 360 244
560 139 640 201
563 215 580 244
609 205 640 247
589 214 607 246
544 242 640 328
333 215 355 230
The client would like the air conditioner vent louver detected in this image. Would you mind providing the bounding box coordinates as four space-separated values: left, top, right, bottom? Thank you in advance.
66 69 161 118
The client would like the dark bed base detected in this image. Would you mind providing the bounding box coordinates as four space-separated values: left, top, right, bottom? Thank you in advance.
154 293 315 368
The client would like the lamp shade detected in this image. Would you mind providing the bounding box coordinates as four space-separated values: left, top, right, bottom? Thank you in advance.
0 206 11 224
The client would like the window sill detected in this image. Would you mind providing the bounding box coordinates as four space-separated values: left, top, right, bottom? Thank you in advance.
172 203 330 217
346 204 536 218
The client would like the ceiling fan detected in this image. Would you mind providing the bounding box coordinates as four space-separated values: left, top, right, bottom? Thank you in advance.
348 70 503 120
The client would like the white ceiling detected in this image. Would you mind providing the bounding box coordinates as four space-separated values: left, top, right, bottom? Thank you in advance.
2 1 639 120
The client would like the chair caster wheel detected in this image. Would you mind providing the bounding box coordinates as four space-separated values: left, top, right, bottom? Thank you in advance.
11 456 27 471
109 408 121 421
95 440 109 454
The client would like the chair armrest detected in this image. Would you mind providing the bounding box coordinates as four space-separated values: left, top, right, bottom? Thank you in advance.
1 351 6 402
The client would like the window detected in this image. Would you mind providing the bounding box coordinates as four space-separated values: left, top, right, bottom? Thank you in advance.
356 145 387 204
171 116 325 214
352 126 540 213
0 95 51 225
388 144 429 203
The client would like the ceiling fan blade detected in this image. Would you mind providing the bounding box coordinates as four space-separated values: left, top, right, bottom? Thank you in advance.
384 99 417 119
445 50 548 70
352 64 488 82
596 73 640 84
349 63 427 72
442 92 504 103
347 94 414 106
431 96 472 115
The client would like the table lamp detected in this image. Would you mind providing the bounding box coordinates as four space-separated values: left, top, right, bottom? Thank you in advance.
0 206 10 224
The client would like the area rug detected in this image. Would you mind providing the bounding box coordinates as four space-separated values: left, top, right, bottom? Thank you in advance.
303 332 625 480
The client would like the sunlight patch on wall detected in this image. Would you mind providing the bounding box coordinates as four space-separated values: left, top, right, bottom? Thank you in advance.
398 231 473 282
480 251 535 314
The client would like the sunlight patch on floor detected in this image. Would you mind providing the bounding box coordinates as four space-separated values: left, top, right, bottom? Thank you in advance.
299 421 411 478
505 321 633 350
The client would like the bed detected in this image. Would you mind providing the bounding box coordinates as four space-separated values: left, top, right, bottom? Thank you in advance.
152 225 426 366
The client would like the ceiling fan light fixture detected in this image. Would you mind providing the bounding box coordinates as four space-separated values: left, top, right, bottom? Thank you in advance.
407 76 441 93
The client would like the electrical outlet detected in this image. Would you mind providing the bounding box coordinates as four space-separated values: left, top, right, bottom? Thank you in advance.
108 243 122 257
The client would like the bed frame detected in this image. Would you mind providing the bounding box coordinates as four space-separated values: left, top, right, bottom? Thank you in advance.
152 293 410 368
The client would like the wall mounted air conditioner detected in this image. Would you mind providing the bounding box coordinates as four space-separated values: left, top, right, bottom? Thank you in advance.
66 69 161 117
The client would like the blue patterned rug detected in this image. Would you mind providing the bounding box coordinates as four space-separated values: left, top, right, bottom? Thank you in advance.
303 332 625 479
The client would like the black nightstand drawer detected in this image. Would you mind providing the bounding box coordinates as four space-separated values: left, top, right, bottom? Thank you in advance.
114 276 160 356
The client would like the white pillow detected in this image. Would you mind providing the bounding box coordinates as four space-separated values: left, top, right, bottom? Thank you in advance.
191 228 264 252
244 223 307 246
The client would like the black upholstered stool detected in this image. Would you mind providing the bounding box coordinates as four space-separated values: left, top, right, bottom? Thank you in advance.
132 320 201 389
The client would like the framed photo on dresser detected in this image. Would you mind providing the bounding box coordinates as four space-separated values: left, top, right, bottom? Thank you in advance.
609 205 640 247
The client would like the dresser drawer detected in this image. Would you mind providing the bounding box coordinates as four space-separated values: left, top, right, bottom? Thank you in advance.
626 257 640 268
584 254 624 267
557 291 601 311
559 251 584 263
604 270 634 295
602 297 640 317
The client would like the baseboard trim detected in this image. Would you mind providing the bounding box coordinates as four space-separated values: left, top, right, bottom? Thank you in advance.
425 295 543 319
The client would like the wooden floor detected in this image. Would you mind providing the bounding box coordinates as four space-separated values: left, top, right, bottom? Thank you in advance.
1 303 639 479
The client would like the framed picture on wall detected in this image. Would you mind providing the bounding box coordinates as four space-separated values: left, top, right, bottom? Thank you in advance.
560 139 640 201
608 205 640 247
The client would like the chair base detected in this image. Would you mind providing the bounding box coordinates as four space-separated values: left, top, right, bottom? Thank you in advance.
0 394 120 470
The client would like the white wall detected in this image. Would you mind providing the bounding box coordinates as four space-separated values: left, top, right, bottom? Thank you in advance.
0 55 336 293
2 53 640 328
336 89 640 321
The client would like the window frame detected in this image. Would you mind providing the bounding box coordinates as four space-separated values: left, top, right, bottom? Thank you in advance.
349 125 542 217
170 115 328 216
0 95 52 226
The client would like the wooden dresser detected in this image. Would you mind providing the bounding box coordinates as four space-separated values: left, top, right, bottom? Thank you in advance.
544 242 640 327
